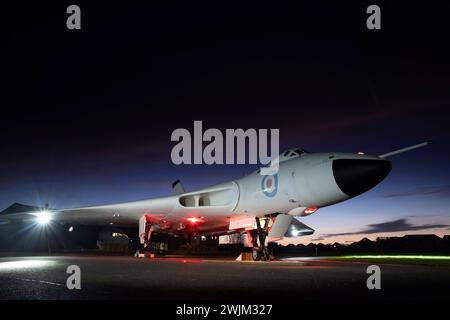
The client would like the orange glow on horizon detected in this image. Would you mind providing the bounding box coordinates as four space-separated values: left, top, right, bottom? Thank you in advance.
279 228 450 246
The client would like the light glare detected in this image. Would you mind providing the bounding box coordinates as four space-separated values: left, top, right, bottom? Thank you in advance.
36 211 51 225
0 260 54 271
187 217 202 224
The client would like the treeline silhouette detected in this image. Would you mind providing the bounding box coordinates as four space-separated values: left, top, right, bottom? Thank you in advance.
269 234 450 256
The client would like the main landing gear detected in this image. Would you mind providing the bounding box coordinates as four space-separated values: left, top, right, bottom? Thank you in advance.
251 217 272 261
135 215 154 257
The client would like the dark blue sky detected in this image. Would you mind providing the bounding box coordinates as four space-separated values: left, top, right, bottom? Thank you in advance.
1 1 449 242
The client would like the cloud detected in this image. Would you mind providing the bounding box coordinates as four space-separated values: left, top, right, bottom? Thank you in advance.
324 218 449 238
311 237 325 242
381 185 450 198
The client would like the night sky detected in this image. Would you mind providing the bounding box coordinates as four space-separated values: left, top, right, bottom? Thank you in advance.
1 1 449 243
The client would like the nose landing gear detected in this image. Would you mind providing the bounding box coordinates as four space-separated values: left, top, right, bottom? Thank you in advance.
251 217 272 261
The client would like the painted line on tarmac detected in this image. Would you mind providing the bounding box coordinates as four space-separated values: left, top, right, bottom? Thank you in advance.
7 276 65 287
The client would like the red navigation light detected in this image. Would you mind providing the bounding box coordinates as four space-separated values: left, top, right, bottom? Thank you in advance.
187 217 201 224
303 207 318 216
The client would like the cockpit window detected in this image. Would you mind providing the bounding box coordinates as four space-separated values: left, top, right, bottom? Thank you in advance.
294 148 308 155
279 148 309 162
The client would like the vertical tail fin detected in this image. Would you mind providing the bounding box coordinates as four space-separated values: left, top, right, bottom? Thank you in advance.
172 179 185 195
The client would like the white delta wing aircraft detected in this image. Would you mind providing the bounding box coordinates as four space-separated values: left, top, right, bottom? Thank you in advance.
0 142 428 261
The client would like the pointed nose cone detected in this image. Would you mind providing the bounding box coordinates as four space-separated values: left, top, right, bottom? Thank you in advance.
332 159 391 197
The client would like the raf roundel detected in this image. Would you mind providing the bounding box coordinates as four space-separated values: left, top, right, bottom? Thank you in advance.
261 174 278 198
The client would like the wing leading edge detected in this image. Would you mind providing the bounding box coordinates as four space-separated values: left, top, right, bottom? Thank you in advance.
0 181 240 231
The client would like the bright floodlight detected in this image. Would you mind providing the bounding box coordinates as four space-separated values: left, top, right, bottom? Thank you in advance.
36 211 51 225
291 228 300 236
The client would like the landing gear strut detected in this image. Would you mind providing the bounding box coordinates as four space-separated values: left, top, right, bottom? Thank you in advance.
136 215 153 257
251 217 271 261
